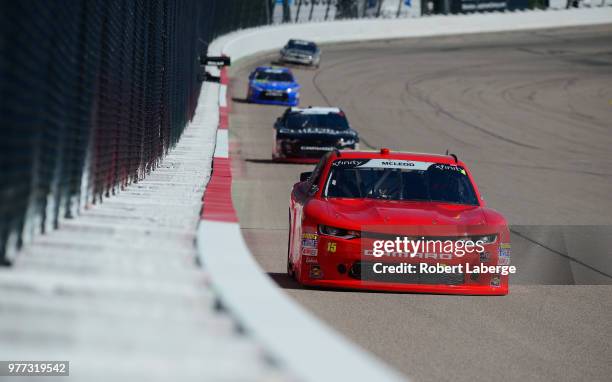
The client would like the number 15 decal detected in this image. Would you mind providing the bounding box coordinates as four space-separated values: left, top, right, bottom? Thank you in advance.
327 242 337 253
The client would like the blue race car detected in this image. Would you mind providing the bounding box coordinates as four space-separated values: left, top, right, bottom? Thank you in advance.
247 66 300 106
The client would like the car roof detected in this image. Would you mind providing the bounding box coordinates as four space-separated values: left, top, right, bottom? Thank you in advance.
255 66 291 73
289 106 341 115
328 150 467 167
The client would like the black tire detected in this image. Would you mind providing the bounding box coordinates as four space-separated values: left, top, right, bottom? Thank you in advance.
286 210 295 279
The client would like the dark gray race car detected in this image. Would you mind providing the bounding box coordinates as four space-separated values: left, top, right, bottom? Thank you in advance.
279 39 321 68
272 107 359 163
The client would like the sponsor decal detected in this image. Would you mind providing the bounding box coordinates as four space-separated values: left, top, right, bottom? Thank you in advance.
499 243 511 265
293 127 346 135
382 161 414 167
412 252 454 260
302 238 317 248
305 258 319 264
327 242 337 253
301 146 335 151
332 159 476 176
432 164 468 176
479 251 490 262
358 159 433 170
332 159 470 173
310 264 323 279
490 274 501 287
363 249 455 260
302 247 318 256
331 159 368 168
302 233 318 257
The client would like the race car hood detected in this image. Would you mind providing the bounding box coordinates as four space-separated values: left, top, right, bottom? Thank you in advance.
306 198 496 235
250 80 299 91
277 127 358 140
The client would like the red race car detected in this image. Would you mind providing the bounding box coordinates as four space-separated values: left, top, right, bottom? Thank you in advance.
287 149 512 295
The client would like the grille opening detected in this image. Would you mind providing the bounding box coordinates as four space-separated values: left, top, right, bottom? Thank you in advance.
349 261 465 285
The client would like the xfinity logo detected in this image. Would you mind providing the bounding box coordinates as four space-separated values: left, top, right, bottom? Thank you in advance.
332 160 364 167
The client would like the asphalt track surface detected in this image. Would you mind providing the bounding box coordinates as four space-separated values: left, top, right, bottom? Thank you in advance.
228 26 612 381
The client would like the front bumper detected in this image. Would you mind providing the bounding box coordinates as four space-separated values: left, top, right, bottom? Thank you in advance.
280 54 315 65
248 87 299 106
274 138 356 161
296 234 510 295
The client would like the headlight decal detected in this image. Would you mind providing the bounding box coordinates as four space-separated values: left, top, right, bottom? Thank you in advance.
319 225 360 240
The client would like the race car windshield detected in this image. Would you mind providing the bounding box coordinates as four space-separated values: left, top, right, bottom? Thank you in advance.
287 41 317 52
254 71 294 82
324 163 479 205
286 113 349 130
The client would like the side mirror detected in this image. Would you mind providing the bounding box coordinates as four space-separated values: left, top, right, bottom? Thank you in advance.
300 172 312 182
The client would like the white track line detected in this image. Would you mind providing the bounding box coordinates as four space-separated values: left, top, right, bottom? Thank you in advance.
213 129 229 159
219 85 228 108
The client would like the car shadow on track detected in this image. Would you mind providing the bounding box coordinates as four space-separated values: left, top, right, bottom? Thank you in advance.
267 272 304 290
267 272 465 295
231 97 249 104
270 60 317 71
245 158 281 165
268 272 398 294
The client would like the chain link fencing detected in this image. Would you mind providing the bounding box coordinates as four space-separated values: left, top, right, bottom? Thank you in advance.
0 0 269 263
